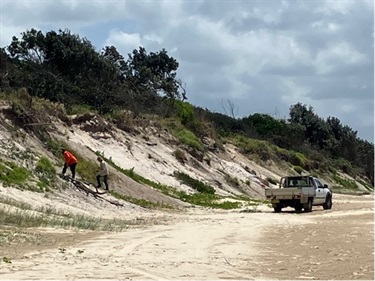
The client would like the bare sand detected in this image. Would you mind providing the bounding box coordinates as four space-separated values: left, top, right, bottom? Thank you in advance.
0 194 373 280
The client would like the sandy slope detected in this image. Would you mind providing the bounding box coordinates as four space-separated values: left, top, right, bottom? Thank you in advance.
1 194 373 280
0 108 373 280
54 118 278 199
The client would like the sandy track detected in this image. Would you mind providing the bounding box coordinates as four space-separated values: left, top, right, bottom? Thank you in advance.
0 194 373 280
254 194 374 280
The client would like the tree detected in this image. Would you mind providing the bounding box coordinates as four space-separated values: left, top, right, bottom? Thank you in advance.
176 79 187 101
220 99 239 118
101 45 128 79
242 113 305 149
126 47 180 100
8 28 45 63
6 28 124 113
0 48 15 89
289 103 329 149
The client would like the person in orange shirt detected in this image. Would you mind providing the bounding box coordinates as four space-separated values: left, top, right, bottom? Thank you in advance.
61 149 78 179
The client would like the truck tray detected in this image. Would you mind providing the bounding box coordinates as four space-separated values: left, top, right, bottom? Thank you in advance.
265 187 315 199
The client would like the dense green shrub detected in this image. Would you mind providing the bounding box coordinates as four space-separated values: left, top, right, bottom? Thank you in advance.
172 128 204 151
334 158 353 174
67 104 92 115
290 152 306 167
232 135 272 161
173 149 187 163
274 146 291 162
332 174 358 189
174 171 215 194
36 157 55 178
293 165 303 174
267 177 278 185
177 101 195 127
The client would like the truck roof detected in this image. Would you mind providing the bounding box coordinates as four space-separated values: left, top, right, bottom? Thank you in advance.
283 175 313 180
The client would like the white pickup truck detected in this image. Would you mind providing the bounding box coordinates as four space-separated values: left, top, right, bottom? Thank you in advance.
265 175 333 213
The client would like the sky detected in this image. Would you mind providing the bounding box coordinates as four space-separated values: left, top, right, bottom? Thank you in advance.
1 0 374 142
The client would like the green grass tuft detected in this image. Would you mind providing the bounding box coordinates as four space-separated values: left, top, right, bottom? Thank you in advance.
110 190 174 209
332 174 358 190
35 156 56 189
0 161 30 186
293 165 303 175
172 128 204 151
267 177 278 185
174 171 215 194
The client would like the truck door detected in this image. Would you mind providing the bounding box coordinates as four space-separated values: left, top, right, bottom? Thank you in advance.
313 178 326 204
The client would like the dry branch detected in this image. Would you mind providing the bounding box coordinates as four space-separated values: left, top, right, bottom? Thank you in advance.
62 175 124 207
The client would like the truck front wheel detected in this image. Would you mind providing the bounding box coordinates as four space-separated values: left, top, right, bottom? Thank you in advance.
304 199 313 212
323 195 332 210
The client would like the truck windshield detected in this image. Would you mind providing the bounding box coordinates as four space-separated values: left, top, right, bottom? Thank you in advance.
284 177 310 188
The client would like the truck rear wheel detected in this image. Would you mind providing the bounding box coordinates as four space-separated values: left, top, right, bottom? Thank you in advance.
323 195 332 210
295 205 303 212
304 199 312 212
273 204 282 213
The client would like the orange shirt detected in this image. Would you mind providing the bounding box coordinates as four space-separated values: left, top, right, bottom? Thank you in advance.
64 151 78 165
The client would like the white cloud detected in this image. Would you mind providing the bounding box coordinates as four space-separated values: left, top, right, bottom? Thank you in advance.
143 34 163 45
315 42 368 74
316 0 356 15
281 78 312 104
312 20 340 32
104 30 142 51
340 104 355 113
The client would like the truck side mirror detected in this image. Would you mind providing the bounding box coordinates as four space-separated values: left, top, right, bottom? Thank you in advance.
323 184 328 188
